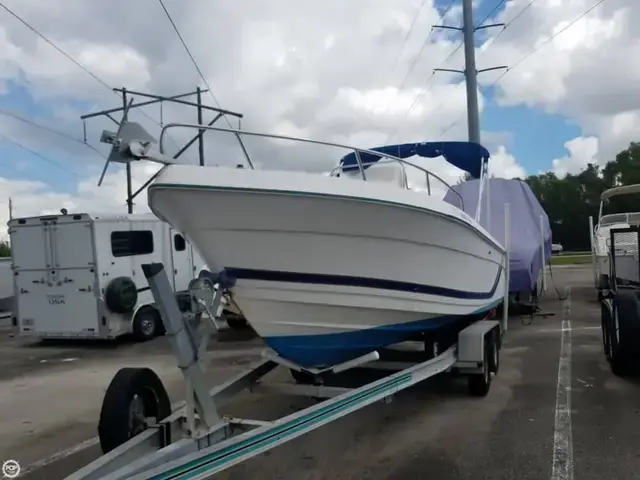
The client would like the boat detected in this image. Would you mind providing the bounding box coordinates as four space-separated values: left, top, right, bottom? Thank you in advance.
592 184 640 291
443 178 551 301
101 122 508 370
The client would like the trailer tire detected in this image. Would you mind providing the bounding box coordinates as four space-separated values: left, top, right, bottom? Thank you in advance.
488 328 500 374
468 333 493 397
606 290 640 376
98 367 171 454
601 303 612 364
105 276 138 314
132 307 161 342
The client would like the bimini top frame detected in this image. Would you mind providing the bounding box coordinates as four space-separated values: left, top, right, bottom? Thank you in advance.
99 118 468 212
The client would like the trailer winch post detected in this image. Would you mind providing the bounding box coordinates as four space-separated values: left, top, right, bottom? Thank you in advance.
142 262 222 429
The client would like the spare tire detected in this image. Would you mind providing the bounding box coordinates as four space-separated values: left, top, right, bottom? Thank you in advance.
105 276 138 314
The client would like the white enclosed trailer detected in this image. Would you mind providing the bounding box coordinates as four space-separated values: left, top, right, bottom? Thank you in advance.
8 211 245 341
0 257 12 316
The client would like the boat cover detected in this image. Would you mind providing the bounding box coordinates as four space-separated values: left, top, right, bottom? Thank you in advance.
443 178 552 293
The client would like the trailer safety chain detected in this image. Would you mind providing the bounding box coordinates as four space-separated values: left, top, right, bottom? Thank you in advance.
545 262 569 301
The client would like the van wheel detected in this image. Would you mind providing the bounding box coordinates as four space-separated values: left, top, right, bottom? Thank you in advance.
133 307 160 342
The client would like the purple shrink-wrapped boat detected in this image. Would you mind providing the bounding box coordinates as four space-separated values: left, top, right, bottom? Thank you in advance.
444 178 552 295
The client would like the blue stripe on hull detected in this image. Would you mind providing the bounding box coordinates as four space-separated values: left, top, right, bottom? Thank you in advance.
263 299 503 369
224 266 503 300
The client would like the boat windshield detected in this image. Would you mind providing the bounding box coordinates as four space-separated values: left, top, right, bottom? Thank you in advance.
599 212 640 226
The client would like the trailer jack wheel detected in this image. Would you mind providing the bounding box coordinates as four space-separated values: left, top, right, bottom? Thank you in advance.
98 367 171 454
468 334 494 397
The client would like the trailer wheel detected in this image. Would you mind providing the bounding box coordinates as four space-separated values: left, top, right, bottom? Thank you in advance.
605 290 640 376
105 276 138 314
468 333 493 397
98 367 171 454
132 307 161 342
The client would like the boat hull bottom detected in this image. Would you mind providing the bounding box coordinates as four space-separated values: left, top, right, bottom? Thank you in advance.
258 300 503 369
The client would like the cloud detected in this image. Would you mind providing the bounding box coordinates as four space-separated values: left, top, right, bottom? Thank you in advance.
551 136 599 178
4 0 635 231
479 0 638 162
490 145 527 179
0 162 160 240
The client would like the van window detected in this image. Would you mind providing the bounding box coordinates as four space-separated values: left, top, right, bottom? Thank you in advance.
111 230 154 257
174 234 186 252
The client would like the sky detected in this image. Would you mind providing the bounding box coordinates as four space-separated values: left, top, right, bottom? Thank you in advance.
0 0 635 239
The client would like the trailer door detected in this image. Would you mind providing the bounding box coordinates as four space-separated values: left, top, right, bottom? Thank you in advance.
13 218 100 336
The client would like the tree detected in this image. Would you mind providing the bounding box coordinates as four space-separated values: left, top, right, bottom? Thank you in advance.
523 142 640 251
0 241 10 258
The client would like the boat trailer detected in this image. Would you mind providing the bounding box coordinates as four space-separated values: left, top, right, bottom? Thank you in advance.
600 225 640 376
66 262 506 480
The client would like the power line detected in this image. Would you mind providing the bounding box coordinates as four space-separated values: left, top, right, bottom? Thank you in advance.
0 3 112 92
393 0 457 96
427 0 537 142
387 0 430 79
157 0 234 129
0 132 80 178
438 0 609 139
506 0 607 73
0 2 190 168
388 0 512 143
379 0 458 128
477 0 507 26
478 0 539 54
0 107 106 159
0 3 180 133
391 0 506 143
386 40 464 143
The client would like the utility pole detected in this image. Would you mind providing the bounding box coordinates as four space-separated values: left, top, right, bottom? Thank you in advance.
433 0 507 144
80 87 244 213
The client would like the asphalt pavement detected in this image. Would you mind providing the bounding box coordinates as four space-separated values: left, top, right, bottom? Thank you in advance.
4 265 640 480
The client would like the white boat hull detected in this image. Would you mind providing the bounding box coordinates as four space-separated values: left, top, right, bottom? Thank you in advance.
148 165 506 368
